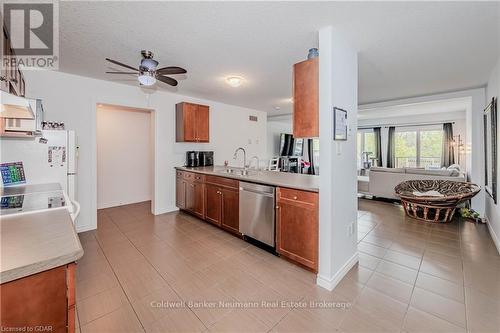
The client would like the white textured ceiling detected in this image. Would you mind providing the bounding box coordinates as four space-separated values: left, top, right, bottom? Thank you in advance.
57 1 499 115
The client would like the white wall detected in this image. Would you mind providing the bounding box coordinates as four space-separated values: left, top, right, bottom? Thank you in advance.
23 70 267 232
317 26 359 290
485 58 500 253
358 111 467 171
97 106 152 209
266 114 292 158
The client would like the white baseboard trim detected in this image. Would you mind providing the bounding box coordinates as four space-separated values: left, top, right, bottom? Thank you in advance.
485 216 500 255
316 252 359 291
153 206 179 215
77 224 95 233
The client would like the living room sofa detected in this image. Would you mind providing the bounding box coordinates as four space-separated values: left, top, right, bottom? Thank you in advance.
358 167 466 200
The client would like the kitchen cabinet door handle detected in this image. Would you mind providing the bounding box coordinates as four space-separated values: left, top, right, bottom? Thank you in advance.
293 196 298 200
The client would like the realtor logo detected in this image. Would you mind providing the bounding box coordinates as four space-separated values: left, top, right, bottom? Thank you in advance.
1 1 59 69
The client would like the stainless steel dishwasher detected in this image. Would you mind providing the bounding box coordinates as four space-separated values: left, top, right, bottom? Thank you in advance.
239 182 276 247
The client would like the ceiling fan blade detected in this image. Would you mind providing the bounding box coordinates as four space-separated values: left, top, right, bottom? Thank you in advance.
156 66 187 75
106 71 137 74
156 75 178 86
105 58 139 71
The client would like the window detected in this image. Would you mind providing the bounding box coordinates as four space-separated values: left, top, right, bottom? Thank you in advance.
357 130 375 168
395 127 442 168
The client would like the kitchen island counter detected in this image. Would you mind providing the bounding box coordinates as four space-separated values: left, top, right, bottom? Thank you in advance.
0 208 83 283
175 165 319 192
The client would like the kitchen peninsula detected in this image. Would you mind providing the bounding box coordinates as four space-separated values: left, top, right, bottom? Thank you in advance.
175 165 319 271
0 185 83 333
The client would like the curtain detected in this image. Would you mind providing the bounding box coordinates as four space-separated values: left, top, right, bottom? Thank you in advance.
442 123 455 167
387 126 396 168
373 127 382 167
307 139 316 175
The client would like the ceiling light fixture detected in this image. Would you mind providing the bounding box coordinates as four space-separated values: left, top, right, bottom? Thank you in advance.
140 58 159 71
274 106 281 110
226 76 243 87
138 72 156 86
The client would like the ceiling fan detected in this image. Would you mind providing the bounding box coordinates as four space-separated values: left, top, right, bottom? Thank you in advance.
105 50 186 87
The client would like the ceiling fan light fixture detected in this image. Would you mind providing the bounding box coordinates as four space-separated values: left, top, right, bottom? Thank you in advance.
138 72 156 86
141 58 159 71
226 76 243 87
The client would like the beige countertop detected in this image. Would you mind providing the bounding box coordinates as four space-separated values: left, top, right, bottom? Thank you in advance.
176 166 319 192
0 209 84 284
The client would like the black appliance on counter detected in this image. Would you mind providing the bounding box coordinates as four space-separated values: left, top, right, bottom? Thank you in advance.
185 151 214 167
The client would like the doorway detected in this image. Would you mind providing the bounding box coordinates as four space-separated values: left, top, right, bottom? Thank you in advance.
96 103 154 210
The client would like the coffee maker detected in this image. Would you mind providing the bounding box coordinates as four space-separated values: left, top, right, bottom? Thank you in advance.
185 151 214 167
185 151 199 167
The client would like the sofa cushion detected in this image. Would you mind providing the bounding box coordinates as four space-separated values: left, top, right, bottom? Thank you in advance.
447 164 461 171
406 168 454 177
370 167 405 174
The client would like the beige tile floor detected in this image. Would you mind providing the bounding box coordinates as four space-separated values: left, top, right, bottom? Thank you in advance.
75 199 500 332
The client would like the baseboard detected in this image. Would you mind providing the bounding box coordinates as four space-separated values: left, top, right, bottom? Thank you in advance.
77 224 95 233
316 252 359 291
153 206 179 215
485 216 500 255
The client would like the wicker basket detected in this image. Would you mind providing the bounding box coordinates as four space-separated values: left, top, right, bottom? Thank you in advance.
394 180 480 223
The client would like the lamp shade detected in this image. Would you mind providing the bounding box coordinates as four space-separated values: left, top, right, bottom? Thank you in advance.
138 72 156 86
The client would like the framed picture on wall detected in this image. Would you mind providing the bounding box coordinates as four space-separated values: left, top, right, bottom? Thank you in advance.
333 107 348 141
484 97 497 204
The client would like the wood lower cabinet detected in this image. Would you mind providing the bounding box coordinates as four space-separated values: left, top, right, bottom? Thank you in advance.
204 183 222 226
186 181 205 219
293 57 318 138
177 171 205 219
176 102 210 142
176 171 240 235
276 187 318 272
0 263 76 333
220 187 239 234
176 171 187 209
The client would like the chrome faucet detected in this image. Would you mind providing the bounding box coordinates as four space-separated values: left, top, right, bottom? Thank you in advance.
233 147 247 170
249 156 260 170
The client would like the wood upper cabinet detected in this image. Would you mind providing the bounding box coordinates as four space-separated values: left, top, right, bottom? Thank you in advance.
195 105 209 142
176 102 210 142
293 57 319 138
1 25 26 96
1 263 76 333
276 187 318 272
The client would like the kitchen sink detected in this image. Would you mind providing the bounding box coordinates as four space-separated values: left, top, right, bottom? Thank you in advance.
218 168 256 176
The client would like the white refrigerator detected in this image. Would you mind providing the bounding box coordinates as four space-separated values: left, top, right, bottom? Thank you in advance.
0 130 80 220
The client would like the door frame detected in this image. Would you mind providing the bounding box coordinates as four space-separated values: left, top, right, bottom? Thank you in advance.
94 102 156 215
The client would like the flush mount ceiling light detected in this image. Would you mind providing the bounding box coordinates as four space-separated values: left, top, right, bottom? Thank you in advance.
225 76 244 87
138 72 157 86
274 106 281 110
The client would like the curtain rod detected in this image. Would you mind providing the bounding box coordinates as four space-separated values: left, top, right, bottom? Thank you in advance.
358 121 455 130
